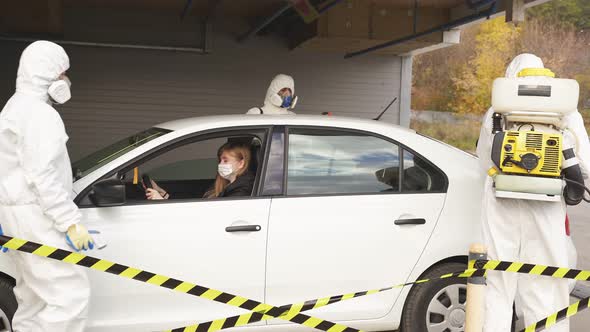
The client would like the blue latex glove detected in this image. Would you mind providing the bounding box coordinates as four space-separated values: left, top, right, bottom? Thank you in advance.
0 224 8 253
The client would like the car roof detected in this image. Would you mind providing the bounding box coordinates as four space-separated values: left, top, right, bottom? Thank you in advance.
155 114 415 135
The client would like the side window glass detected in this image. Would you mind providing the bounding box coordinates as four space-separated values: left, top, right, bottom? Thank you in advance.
402 149 446 192
261 128 285 196
119 133 264 203
287 129 400 195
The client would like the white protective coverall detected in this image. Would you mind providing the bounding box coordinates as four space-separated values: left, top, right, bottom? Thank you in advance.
246 74 296 115
478 53 590 332
0 41 89 332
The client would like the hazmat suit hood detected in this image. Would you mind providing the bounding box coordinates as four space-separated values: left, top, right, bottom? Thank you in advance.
264 74 296 108
504 53 544 78
247 74 297 115
16 41 70 101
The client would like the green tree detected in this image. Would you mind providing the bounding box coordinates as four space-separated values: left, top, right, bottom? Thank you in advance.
412 0 590 115
448 17 522 114
528 0 590 29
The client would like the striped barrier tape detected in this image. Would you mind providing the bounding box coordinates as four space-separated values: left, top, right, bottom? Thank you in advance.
522 296 590 332
477 259 590 332
174 259 590 332
2 232 587 332
0 235 357 332
169 269 480 331
475 259 590 281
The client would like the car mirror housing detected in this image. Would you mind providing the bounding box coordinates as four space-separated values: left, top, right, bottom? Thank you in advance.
89 178 126 207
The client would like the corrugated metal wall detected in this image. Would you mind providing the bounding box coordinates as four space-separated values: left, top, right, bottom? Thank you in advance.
0 19 403 161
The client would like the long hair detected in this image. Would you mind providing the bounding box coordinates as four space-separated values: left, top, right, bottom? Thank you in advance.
206 141 251 198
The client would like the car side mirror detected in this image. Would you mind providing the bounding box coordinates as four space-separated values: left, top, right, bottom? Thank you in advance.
89 178 126 207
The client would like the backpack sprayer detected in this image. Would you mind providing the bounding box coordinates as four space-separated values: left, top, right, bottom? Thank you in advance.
488 68 589 205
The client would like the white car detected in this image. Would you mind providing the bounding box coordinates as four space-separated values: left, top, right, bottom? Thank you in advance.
0 115 484 332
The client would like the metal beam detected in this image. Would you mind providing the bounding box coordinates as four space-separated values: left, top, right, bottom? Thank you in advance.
237 2 292 43
344 2 497 58
237 0 344 44
404 29 461 56
0 36 206 53
203 0 222 53
465 0 497 9
318 0 345 14
451 0 550 21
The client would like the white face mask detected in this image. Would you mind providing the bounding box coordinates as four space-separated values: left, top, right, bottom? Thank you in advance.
218 163 234 179
48 76 72 104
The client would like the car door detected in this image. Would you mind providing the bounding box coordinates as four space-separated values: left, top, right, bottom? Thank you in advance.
77 129 272 332
265 127 448 325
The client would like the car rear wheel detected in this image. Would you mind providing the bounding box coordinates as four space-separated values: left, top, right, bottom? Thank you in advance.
400 262 467 332
0 278 17 332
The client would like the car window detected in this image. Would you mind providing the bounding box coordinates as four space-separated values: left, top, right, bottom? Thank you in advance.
72 127 171 180
402 149 446 192
261 127 285 196
119 133 265 203
286 129 400 195
135 138 226 181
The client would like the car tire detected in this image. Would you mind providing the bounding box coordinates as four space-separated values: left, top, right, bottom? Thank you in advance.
0 278 17 332
400 262 467 332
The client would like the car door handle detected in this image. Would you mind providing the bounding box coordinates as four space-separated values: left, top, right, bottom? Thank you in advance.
394 218 426 225
225 225 262 232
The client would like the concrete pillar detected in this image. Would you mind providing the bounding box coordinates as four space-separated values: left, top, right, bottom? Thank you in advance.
399 55 413 127
506 0 525 25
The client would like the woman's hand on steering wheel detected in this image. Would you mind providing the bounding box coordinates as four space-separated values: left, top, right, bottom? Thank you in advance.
151 180 166 196
146 188 165 200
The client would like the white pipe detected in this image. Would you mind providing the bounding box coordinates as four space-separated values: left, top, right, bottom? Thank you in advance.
0 36 206 53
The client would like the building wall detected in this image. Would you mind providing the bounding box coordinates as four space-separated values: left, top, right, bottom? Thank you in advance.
0 17 404 161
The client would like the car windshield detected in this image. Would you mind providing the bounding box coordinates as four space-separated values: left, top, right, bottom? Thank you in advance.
72 127 171 180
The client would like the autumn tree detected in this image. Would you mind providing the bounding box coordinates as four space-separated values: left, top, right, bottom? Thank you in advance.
448 17 521 114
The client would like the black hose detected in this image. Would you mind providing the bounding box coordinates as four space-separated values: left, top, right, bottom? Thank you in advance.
563 178 590 203
562 147 586 205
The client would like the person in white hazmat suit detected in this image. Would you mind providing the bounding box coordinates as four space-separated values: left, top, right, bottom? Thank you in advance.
247 74 297 114
0 41 94 332
477 53 590 331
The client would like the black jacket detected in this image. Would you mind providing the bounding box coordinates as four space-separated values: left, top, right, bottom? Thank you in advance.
219 173 255 197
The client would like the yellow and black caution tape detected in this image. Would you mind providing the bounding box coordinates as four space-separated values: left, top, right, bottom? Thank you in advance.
475 259 590 281
0 235 358 332
3 232 589 332
475 259 590 332
174 259 590 332
169 269 480 331
522 296 590 332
